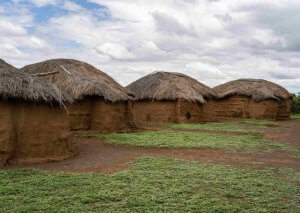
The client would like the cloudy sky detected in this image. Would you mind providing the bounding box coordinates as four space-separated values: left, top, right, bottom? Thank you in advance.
1 0 299 92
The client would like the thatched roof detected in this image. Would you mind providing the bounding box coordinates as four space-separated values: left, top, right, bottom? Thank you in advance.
213 79 291 101
0 59 71 104
126 71 217 103
0 59 16 70
21 59 132 102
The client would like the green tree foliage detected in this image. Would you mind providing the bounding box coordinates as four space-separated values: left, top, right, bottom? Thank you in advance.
291 95 300 113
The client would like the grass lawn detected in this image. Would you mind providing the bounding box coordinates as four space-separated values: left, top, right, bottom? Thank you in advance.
291 114 300 119
239 119 277 126
168 119 278 133
0 157 299 212
95 131 284 152
168 122 258 133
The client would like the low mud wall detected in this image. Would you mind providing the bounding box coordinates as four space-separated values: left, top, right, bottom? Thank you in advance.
131 100 215 123
0 101 73 166
276 100 291 120
214 95 290 120
66 99 93 130
0 102 15 165
132 101 177 123
67 97 133 133
91 100 133 133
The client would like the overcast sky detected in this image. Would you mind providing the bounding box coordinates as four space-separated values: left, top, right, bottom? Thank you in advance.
1 0 299 92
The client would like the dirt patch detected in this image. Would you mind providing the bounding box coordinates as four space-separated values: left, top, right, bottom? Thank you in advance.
2 119 299 174
3 136 300 174
263 119 300 149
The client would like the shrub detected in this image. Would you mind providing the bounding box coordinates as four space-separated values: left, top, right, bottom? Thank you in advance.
291 95 300 113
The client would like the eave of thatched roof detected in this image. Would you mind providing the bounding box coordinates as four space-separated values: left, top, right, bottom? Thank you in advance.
0 59 72 104
213 79 291 101
126 71 217 104
21 59 132 102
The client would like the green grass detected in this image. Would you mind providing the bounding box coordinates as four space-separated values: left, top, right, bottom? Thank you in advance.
239 119 278 126
95 131 284 152
291 113 300 119
0 157 299 212
168 122 258 133
168 119 278 133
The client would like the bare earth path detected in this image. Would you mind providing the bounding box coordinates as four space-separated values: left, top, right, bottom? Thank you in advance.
3 120 300 174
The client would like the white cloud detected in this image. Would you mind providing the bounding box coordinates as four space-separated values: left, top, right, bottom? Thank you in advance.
0 0 300 92
28 0 60 8
97 42 135 60
63 1 85 12
0 20 26 36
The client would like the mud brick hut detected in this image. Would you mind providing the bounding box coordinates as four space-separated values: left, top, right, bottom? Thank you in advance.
126 71 217 123
21 59 134 132
0 59 73 166
213 79 292 120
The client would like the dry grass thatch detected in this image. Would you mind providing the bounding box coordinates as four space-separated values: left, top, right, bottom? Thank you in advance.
213 79 291 101
0 59 72 104
126 71 217 103
21 59 132 102
0 59 16 70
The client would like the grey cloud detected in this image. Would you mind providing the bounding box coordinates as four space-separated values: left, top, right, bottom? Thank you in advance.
249 5 300 52
214 14 233 23
152 11 196 37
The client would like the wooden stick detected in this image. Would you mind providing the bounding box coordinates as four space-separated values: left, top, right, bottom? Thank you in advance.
31 71 59 76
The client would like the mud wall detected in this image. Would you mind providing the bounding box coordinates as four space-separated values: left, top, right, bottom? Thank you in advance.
0 102 15 165
276 100 291 120
131 100 177 123
91 100 132 133
15 103 73 163
201 100 216 122
131 100 215 123
0 101 73 166
66 98 93 130
213 95 288 120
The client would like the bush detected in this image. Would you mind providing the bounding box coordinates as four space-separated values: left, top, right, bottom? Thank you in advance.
291 95 300 113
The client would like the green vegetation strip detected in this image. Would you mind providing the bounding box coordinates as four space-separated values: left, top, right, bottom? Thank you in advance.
168 119 278 133
291 114 300 119
0 157 299 212
168 122 257 133
95 131 283 152
239 119 278 126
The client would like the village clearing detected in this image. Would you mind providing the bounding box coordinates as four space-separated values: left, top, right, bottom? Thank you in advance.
1 118 300 212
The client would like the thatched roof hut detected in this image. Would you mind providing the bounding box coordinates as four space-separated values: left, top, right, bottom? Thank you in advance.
0 60 71 104
127 71 216 103
126 71 217 123
21 59 132 102
21 59 133 132
0 59 73 166
213 79 291 120
214 79 291 101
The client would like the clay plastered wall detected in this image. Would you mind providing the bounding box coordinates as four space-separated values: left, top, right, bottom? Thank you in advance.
131 101 177 123
66 99 93 130
214 95 280 120
131 100 215 123
0 102 15 165
15 103 73 163
91 100 130 133
201 100 216 122
176 100 203 123
277 100 291 120
247 99 278 119
0 101 73 166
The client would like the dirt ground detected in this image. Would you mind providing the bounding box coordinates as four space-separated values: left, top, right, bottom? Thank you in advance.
2 119 300 174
